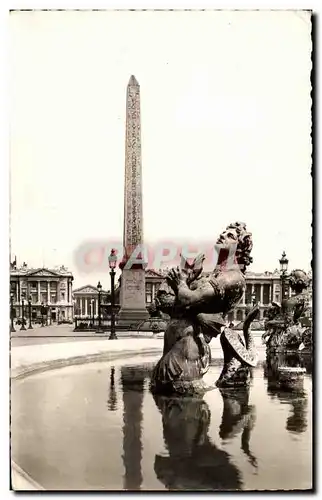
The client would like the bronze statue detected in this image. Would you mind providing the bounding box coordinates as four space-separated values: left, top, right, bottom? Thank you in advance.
216 305 258 388
263 269 312 352
264 350 307 391
150 222 257 395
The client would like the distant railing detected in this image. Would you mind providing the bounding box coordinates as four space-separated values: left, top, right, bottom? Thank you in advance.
74 317 138 332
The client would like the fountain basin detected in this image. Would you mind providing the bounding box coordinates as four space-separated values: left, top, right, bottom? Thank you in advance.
11 353 312 491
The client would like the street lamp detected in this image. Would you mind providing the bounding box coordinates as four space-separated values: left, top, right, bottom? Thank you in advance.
279 251 289 302
41 302 45 327
10 293 15 333
91 298 95 326
72 299 76 318
21 293 26 330
108 249 118 340
28 295 33 329
96 281 102 333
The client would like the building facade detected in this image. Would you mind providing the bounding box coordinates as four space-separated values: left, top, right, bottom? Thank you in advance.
72 285 110 318
144 269 164 305
72 268 304 323
10 264 74 322
144 269 293 322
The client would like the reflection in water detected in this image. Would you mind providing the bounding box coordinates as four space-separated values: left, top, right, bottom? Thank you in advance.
107 367 117 411
10 360 312 490
267 388 308 434
121 366 145 491
264 354 309 434
219 388 258 470
153 394 243 490
286 396 308 434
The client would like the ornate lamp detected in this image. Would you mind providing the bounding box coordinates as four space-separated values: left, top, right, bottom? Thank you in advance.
21 292 26 331
108 249 118 340
10 293 15 333
279 251 289 301
97 281 102 332
279 251 289 274
28 295 33 329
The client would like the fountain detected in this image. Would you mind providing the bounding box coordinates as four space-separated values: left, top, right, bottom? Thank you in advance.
262 269 312 391
150 222 258 395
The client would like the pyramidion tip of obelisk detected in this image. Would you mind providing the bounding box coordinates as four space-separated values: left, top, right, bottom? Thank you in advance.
128 75 139 87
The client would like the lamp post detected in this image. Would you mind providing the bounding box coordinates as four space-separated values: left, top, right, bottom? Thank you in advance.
108 249 118 340
28 295 33 329
279 251 289 303
10 293 15 333
21 294 26 330
91 298 95 326
41 302 45 327
97 281 102 333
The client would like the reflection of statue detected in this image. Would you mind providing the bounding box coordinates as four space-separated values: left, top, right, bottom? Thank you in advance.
263 270 312 352
153 395 242 490
266 382 308 434
219 387 258 470
151 222 254 395
286 396 308 434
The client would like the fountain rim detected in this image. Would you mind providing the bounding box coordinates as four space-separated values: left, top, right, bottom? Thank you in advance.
11 348 163 382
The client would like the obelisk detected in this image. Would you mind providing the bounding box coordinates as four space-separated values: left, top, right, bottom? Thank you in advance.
118 75 149 326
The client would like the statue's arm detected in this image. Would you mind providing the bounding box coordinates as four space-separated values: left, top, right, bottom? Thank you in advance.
176 280 215 307
166 267 226 307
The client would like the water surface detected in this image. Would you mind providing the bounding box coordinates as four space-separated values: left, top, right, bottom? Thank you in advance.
11 356 312 491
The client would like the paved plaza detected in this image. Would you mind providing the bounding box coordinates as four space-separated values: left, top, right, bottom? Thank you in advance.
10 324 266 378
10 323 159 346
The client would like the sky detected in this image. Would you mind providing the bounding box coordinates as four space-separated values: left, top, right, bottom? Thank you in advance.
9 10 312 289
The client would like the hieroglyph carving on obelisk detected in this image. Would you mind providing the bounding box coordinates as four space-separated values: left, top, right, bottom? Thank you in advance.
119 76 149 325
123 75 143 261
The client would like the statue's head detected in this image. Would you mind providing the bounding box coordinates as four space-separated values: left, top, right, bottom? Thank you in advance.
288 269 310 293
216 221 253 272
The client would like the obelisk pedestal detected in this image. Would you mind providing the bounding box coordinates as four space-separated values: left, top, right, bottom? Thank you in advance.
118 75 149 327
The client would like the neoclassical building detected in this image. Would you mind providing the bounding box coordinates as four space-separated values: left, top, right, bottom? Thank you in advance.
10 263 74 322
72 285 111 318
